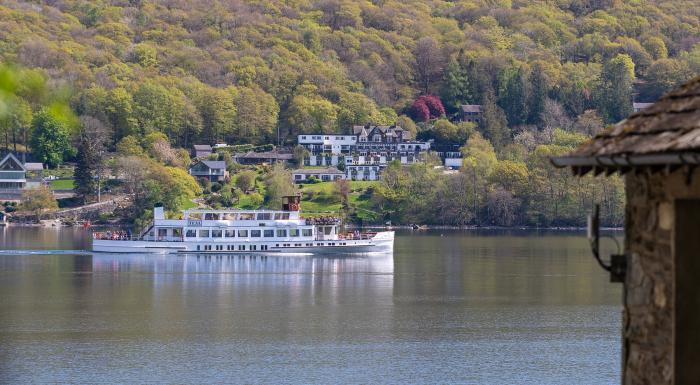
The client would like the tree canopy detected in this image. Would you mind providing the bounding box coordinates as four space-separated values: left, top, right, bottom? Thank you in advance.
0 0 697 153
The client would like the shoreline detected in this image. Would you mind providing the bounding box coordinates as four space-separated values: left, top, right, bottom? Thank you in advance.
349 225 624 231
4 221 624 232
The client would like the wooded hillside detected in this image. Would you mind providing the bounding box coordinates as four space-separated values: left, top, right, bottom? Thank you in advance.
2 0 699 148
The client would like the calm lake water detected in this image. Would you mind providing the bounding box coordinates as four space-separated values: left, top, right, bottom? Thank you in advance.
0 228 621 384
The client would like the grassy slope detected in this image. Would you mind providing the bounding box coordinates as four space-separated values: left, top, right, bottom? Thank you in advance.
181 199 197 209
49 179 75 190
298 181 380 222
220 167 380 222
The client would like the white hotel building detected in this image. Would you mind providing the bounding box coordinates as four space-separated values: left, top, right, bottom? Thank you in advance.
297 134 356 167
297 126 432 181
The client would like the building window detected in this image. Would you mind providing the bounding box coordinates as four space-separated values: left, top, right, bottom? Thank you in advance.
238 230 248 237
257 213 272 220
250 230 261 237
302 229 313 237
186 229 196 237
198 229 210 238
211 229 222 238
289 229 300 237
277 229 287 237
264 230 274 237
225 230 236 237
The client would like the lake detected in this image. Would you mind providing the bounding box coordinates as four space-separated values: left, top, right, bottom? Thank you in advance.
0 228 621 384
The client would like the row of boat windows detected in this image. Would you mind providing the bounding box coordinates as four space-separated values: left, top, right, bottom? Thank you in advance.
198 245 270 251
196 242 349 251
188 212 291 221
182 228 313 238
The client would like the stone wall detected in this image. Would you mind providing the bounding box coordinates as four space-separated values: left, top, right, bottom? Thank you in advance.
623 167 700 384
9 196 130 223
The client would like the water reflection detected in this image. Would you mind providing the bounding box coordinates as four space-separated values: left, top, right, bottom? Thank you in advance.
0 225 92 250
0 228 621 384
90 252 394 275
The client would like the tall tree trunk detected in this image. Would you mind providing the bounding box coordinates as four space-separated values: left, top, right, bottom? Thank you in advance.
22 128 27 163
12 124 17 153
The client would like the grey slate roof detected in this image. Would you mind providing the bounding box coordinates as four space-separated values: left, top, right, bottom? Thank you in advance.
461 104 482 113
352 125 410 139
24 163 44 171
193 144 212 151
234 151 293 160
200 160 226 169
0 153 25 172
352 126 368 136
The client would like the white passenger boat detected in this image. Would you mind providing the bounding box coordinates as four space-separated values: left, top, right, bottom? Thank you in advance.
92 196 393 254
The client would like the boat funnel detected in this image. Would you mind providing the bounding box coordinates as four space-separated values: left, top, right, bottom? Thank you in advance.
153 205 165 220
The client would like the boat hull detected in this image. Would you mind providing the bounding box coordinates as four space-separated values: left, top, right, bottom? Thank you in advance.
92 231 394 255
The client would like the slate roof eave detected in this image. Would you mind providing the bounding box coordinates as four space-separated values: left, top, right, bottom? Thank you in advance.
552 76 700 170
199 160 226 169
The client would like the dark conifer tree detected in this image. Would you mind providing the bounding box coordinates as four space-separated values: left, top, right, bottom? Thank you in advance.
441 52 472 112
74 133 98 203
528 64 549 126
500 67 529 126
596 54 635 123
480 89 509 150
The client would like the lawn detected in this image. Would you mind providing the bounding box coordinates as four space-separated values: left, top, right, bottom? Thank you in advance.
236 192 263 209
49 179 75 190
298 180 379 194
222 171 382 223
297 181 380 221
181 199 198 209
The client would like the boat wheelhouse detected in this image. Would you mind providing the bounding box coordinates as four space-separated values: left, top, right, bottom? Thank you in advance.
93 196 393 254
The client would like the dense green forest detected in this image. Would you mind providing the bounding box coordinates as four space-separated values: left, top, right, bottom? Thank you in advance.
2 0 699 147
2 0 698 226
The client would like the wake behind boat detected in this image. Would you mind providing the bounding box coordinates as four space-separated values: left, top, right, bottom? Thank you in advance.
92 196 393 254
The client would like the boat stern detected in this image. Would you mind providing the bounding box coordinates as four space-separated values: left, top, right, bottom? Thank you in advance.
371 231 395 251
92 239 184 254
